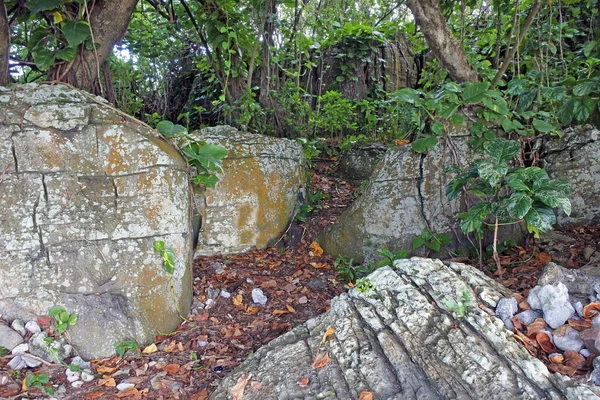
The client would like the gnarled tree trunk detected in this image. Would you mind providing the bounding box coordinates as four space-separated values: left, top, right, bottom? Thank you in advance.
47 0 138 96
0 0 9 86
405 0 479 83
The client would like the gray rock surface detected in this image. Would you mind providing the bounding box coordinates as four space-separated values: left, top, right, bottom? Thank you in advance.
537 262 596 299
553 327 584 352
210 258 598 400
527 283 575 329
338 144 386 180
0 83 193 359
541 125 600 227
515 310 543 326
580 328 600 354
0 324 23 351
496 297 518 321
189 126 307 256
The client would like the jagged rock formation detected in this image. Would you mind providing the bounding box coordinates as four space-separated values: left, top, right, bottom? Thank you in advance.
0 83 193 358
190 126 307 256
210 258 600 400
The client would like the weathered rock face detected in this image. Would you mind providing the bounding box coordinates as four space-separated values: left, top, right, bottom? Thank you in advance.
190 126 307 256
211 258 599 399
0 83 193 359
321 134 526 261
541 125 600 227
338 144 386 180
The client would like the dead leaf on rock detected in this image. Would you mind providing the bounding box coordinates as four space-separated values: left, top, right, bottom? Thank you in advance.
321 327 335 344
394 139 410 146
359 392 374 400
536 332 557 353
564 350 586 369
312 352 331 369
37 315 52 327
163 363 181 374
568 318 592 331
526 318 546 337
189 389 209 400
297 378 309 387
583 302 600 319
547 363 577 376
535 252 552 265
250 381 262 392
142 343 158 354
233 294 244 306
230 373 252 400
518 299 531 310
549 353 564 364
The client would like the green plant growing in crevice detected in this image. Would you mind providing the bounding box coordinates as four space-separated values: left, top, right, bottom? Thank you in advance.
153 240 186 321
352 278 375 293
444 284 473 318
334 255 380 283
412 229 452 253
156 121 227 189
446 137 571 277
114 340 139 357
48 306 77 335
377 248 408 268
295 190 329 223
25 372 54 395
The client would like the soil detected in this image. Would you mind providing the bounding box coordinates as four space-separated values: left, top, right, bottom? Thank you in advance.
1 159 599 399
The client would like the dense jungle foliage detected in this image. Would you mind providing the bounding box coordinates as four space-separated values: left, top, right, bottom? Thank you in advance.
1 0 599 144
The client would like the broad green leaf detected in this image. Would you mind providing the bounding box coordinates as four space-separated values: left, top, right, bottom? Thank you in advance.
482 96 510 115
32 48 54 71
153 240 165 252
68 314 78 326
534 178 571 194
506 192 533 219
62 21 91 47
506 78 527 96
27 27 50 50
516 90 536 112
523 166 549 181
412 236 426 250
394 88 422 104
162 248 175 275
534 190 571 216
462 82 490 104
450 114 464 125
194 173 219 188
557 98 575 125
476 159 507 187
411 135 438 154
425 240 441 252
26 0 66 14
48 306 62 316
442 82 462 93
436 233 452 244
156 120 186 137
524 204 556 231
506 177 531 192
573 79 599 96
431 121 445 136
56 46 77 61
542 86 567 101
483 138 520 164
573 96 595 122
59 311 69 321
532 118 557 133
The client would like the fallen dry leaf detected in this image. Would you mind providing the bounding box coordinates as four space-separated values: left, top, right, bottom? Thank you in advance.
194 312 209 322
37 315 53 327
549 353 564 364
359 392 374 400
297 378 309 387
286 304 296 313
98 377 116 387
312 352 331 369
250 381 262 392
394 139 410 146
246 306 261 314
526 318 546 337
83 392 105 400
535 252 552 264
568 318 592 331
272 309 288 315
547 363 577 376
321 327 335 344
583 302 600 319
564 350 586 369
309 241 323 257
230 373 252 400
233 294 244 306
116 387 140 398
163 363 181 374
163 341 177 352
536 332 557 353
96 365 118 375
142 343 158 354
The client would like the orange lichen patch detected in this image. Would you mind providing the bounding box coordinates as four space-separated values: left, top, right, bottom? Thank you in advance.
104 143 129 175
147 135 185 165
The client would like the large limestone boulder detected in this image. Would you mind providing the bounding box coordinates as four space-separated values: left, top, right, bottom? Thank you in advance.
321 134 526 262
541 125 600 226
190 126 307 256
0 83 193 359
211 258 599 399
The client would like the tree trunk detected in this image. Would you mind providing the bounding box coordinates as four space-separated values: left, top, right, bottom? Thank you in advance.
405 0 479 83
0 0 9 86
47 0 139 96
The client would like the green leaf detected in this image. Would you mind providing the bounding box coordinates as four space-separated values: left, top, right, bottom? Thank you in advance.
516 90 536 112
425 240 441 251
524 205 556 231
67 314 77 326
557 98 576 125
522 166 549 181
532 118 557 133
436 233 452 244
506 78 527 96
55 46 77 61
32 48 54 71
194 173 219 189
573 96 595 122
484 138 520 164
162 248 176 275
506 176 531 192
534 190 571 216
26 0 65 14
59 311 69 322
38 373 49 384
62 21 91 47
26 373 37 386
156 120 186 137
462 82 490 104
394 88 422 104
431 121 444 136
411 135 438 154
573 79 599 96
153 240 165 252
49 306 62 316
450 114 464 125
506 192 533 219
56 322 67 333
412 236 426 250
542 86 566 101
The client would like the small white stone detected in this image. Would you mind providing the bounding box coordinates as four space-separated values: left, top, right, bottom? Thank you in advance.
22 355 42 368
25 321 41 334
70 356 91 369
71 380 84 388
198 341 208 347
117 382 135 391
11 343 28 355
148 361 157 367
220 290 231 298
10 320 26 337
252 288 268 306
65 369 80 383
81 370 95 382
8 355 26 370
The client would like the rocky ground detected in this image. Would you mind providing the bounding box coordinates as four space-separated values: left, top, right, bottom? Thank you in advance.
1 159 599 399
